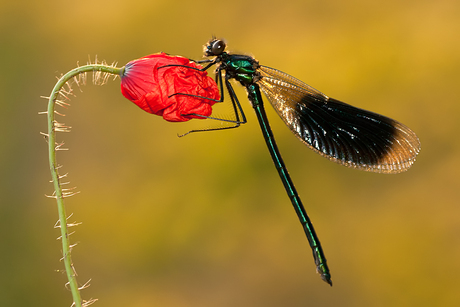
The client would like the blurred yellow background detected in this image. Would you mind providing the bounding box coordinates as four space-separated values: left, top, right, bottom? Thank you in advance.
1 0 459 306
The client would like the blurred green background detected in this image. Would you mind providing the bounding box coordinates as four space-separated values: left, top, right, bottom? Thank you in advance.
1 0 459 306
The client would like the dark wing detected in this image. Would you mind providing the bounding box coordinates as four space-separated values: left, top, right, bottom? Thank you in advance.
257 65 420 174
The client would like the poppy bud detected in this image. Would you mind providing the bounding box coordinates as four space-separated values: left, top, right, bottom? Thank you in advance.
121 53 220 122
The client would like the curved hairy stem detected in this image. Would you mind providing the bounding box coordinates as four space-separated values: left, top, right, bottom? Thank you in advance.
46 64 123 307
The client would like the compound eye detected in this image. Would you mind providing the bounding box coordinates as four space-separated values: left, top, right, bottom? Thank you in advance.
211 40 226 55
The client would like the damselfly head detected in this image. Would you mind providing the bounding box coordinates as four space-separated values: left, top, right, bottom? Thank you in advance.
204 38 226 57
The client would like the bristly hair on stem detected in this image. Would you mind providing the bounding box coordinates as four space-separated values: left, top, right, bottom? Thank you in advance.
41 58 123 307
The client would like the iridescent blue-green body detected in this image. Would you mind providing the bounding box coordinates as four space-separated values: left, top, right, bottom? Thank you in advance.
188 38 420 286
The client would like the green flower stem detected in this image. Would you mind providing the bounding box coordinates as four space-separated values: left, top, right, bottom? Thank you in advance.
47 64 123 307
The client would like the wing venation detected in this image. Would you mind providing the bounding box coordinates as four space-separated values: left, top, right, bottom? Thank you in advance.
257 65 421 174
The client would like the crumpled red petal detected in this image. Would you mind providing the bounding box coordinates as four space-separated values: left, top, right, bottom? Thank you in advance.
120 53 220 122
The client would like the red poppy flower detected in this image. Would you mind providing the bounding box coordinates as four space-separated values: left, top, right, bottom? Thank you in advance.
120 53 220 122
